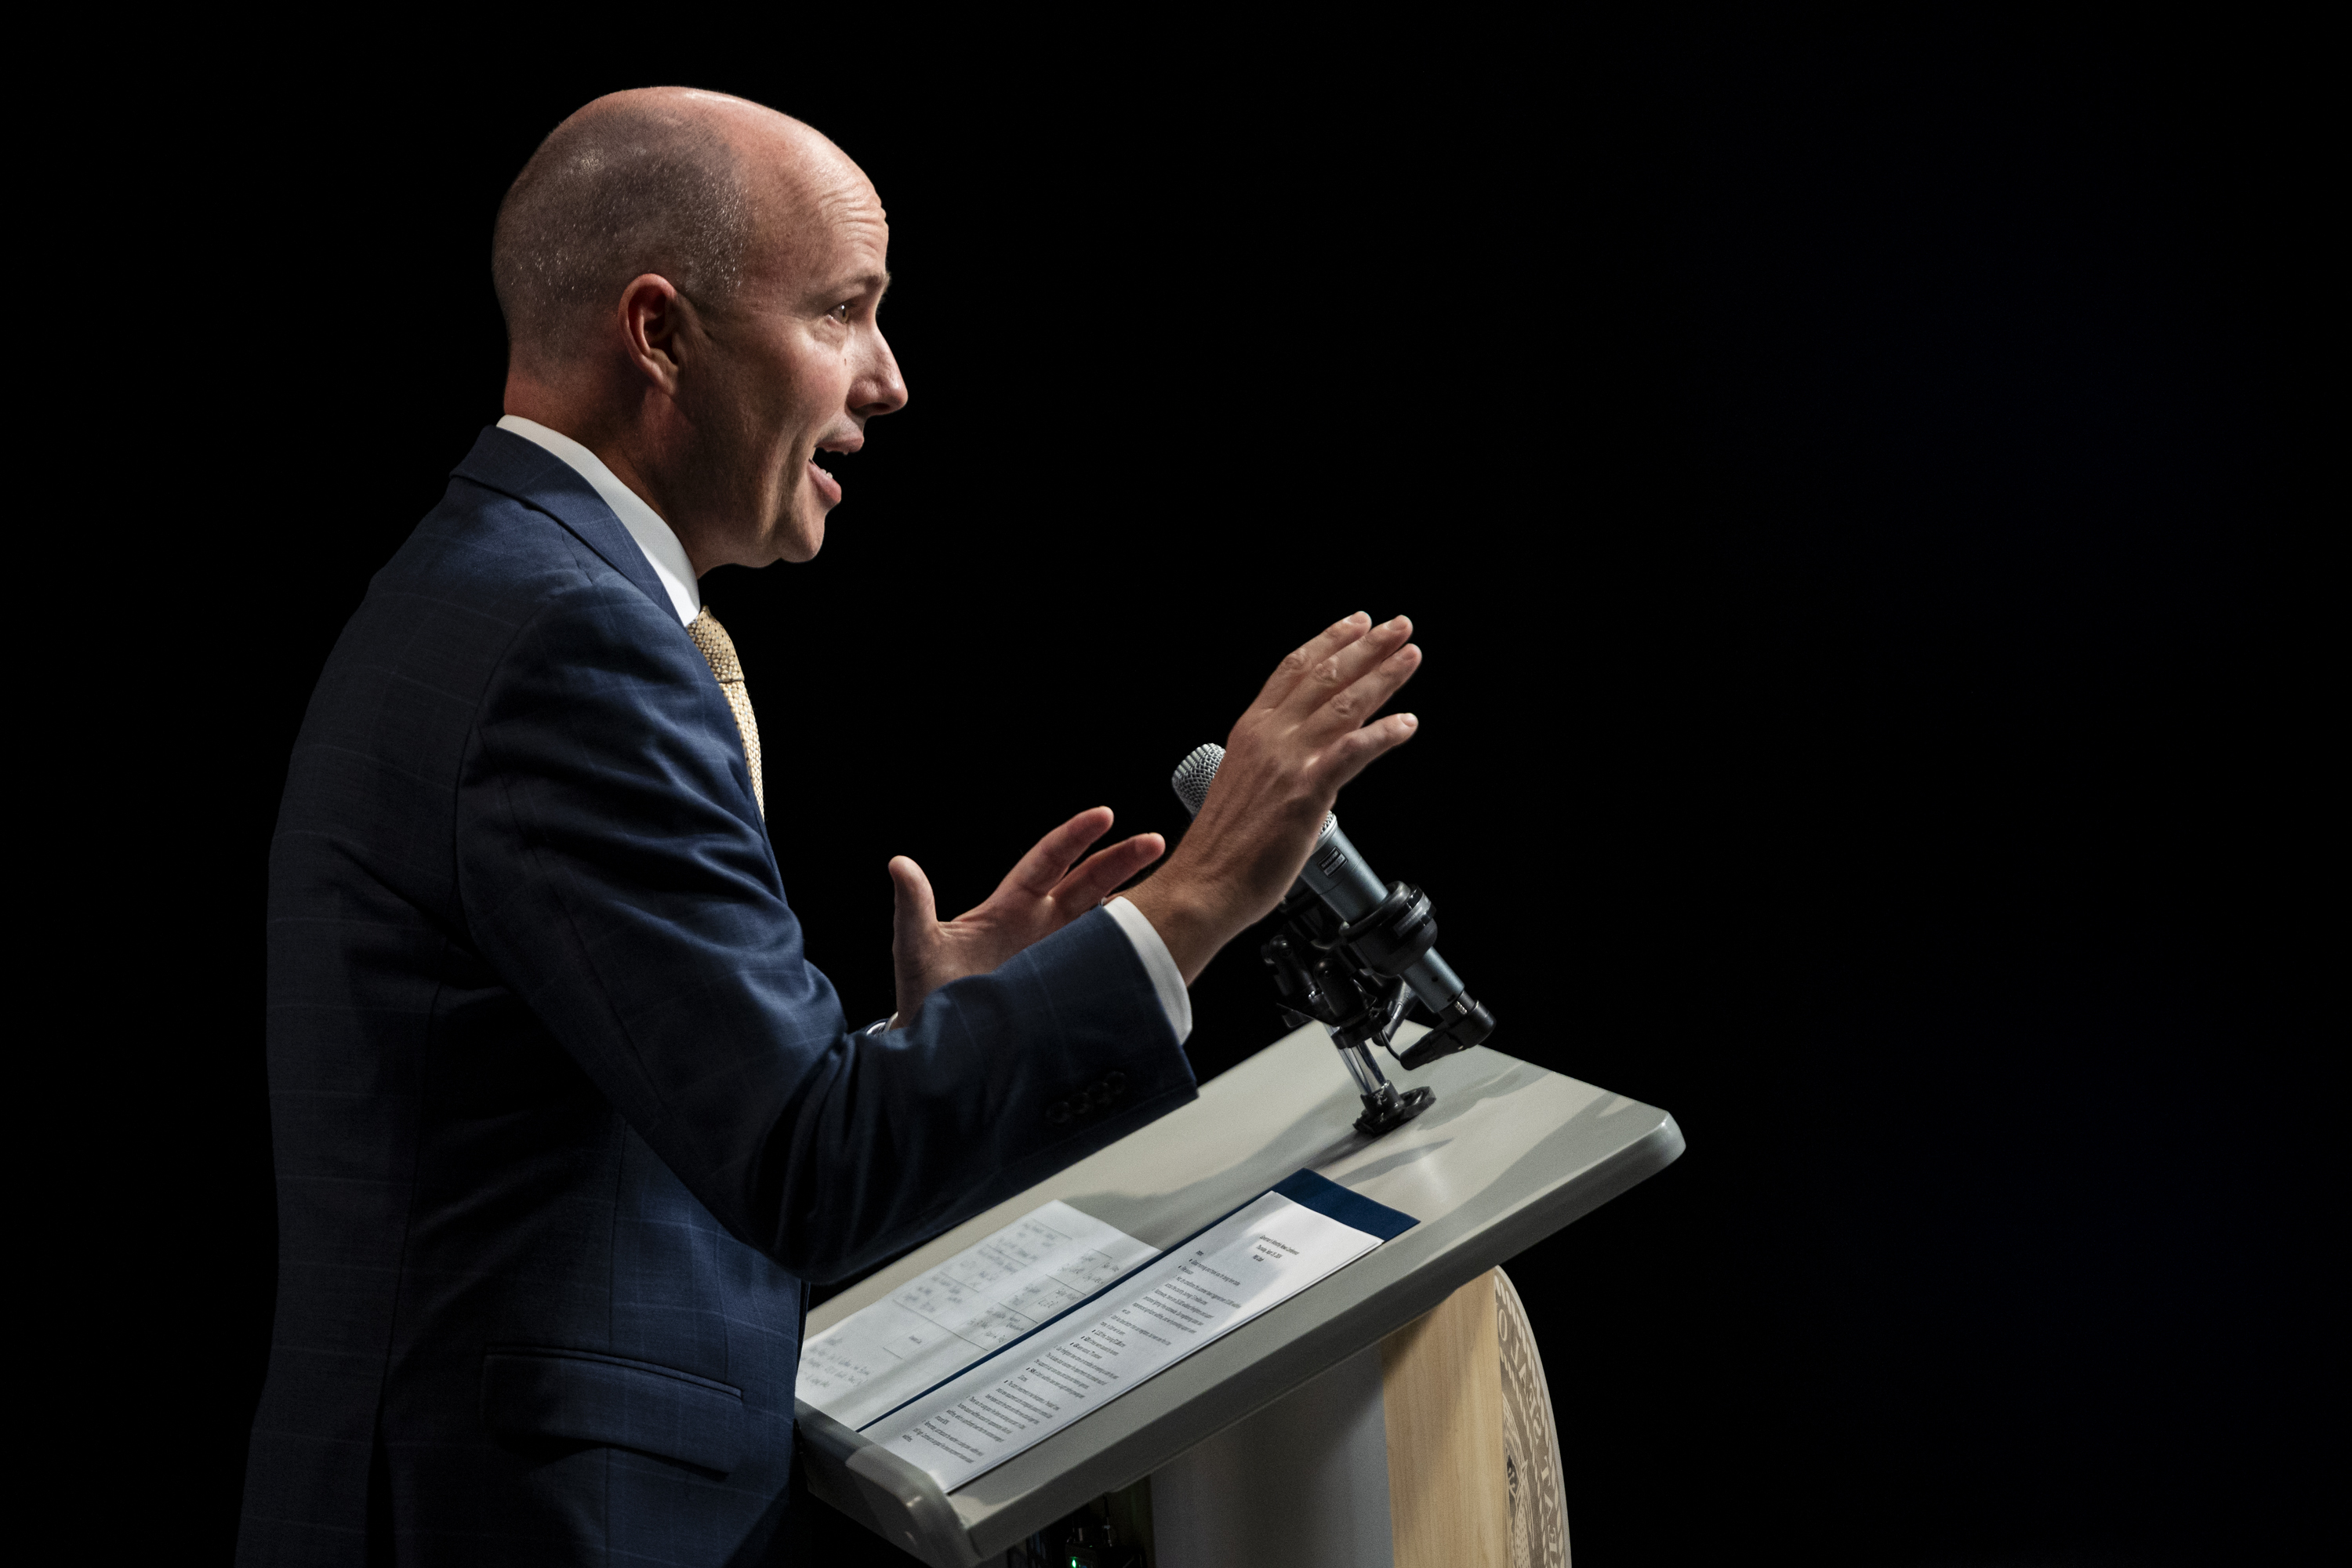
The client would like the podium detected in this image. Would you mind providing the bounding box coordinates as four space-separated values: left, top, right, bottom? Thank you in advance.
797 1022 1684 1566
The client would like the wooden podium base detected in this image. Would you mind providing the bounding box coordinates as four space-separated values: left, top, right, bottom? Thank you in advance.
1142 1267 1569 1568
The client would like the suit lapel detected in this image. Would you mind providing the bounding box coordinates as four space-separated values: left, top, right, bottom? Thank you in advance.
452 426 675 618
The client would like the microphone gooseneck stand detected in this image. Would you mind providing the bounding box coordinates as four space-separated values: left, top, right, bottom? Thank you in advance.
1257 879 1497 1138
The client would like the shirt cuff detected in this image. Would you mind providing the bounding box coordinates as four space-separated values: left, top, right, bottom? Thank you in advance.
1105 895 1193 1044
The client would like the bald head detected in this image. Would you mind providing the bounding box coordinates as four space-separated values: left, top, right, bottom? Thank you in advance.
492 88 833 368
496 88 903 572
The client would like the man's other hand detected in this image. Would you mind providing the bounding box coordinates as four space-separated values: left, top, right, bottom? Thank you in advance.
1124 612 1421 985
888 808 1167 1027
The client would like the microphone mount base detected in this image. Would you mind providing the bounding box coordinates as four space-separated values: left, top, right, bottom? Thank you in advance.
1261 884 1492 1141
1353 1082 1436 1138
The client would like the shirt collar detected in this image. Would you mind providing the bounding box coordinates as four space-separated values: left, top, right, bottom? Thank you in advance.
495 416 701 626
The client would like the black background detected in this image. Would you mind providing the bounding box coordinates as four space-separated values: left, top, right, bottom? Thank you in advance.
147 16 2321 1565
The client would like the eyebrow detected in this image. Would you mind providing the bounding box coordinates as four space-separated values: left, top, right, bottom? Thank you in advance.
808 269 891 308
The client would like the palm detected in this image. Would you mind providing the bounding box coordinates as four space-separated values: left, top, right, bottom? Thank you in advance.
889 808 1165 1026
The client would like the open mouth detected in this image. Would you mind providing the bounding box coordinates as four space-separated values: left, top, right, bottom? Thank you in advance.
807 433 862 506
807 454 844 505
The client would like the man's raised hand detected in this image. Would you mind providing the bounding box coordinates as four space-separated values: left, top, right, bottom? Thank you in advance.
1125 612 1422 983
887 808 1166 1029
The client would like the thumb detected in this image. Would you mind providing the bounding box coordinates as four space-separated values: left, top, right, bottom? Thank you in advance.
889 855 938 953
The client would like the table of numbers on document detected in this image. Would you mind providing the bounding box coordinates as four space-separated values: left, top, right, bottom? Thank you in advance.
796 1200 1159 1430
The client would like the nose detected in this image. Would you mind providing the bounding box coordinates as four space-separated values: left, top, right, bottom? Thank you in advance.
855 327 909 419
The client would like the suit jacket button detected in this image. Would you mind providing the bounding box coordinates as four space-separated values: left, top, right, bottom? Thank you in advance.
1047 1100 1073 1125
1106 1071 1127 1098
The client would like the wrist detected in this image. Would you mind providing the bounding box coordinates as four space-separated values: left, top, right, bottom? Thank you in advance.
1121 872 1232 986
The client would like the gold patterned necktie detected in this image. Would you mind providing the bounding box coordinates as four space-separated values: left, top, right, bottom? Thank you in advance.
686 607 764 818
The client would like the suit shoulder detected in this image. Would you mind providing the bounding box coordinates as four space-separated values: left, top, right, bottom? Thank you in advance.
372 475 643 619
292 476 683 763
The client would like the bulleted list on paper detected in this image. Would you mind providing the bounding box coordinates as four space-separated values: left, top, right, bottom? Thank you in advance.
867 1189 1386 1492
795 1200 1156 1430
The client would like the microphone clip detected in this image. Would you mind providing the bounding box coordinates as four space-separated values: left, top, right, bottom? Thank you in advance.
1259 882 1494 1138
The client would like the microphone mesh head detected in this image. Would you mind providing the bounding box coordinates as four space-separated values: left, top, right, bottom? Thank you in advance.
1170 743 1223 816
1168 742 1338 844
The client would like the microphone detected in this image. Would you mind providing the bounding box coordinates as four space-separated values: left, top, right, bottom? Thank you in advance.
1168 742 1481 1027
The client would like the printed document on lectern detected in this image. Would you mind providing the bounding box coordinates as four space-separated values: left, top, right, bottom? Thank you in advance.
797 1201 1158 1430
865 1171 1416 1492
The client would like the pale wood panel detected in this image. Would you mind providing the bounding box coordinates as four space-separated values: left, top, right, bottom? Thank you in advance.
1381 1269 1511 1568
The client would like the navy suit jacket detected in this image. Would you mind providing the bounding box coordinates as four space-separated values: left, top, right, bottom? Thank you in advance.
238 428 1196 1566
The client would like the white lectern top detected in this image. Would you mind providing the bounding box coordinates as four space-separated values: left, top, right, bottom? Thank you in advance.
797 1022 1684 1566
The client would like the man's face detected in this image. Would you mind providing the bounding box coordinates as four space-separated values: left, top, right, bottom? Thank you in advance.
679 150 906 568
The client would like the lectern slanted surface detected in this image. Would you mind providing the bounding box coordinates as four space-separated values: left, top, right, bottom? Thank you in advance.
799 1022 1683 1566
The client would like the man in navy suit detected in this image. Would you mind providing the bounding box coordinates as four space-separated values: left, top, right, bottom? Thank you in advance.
238 87 1425 1566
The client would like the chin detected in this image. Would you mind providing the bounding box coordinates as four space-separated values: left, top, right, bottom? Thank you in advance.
773 516 826 564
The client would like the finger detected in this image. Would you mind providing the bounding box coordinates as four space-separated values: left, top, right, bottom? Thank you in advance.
1318 710 1421 791
888 855 938 949
1302 638 1423 741
1047 833 1167 910
994 807 1116 900
1280 614 1414 720
1253 612 1373 709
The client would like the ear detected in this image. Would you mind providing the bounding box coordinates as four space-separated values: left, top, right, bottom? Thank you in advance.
615 273 691 394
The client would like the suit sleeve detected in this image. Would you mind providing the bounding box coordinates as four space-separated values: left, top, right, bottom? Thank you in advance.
456 573 1197 1283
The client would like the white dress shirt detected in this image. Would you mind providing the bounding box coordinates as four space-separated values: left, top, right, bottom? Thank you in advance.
500 416 702 626
494 415 1192 1043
